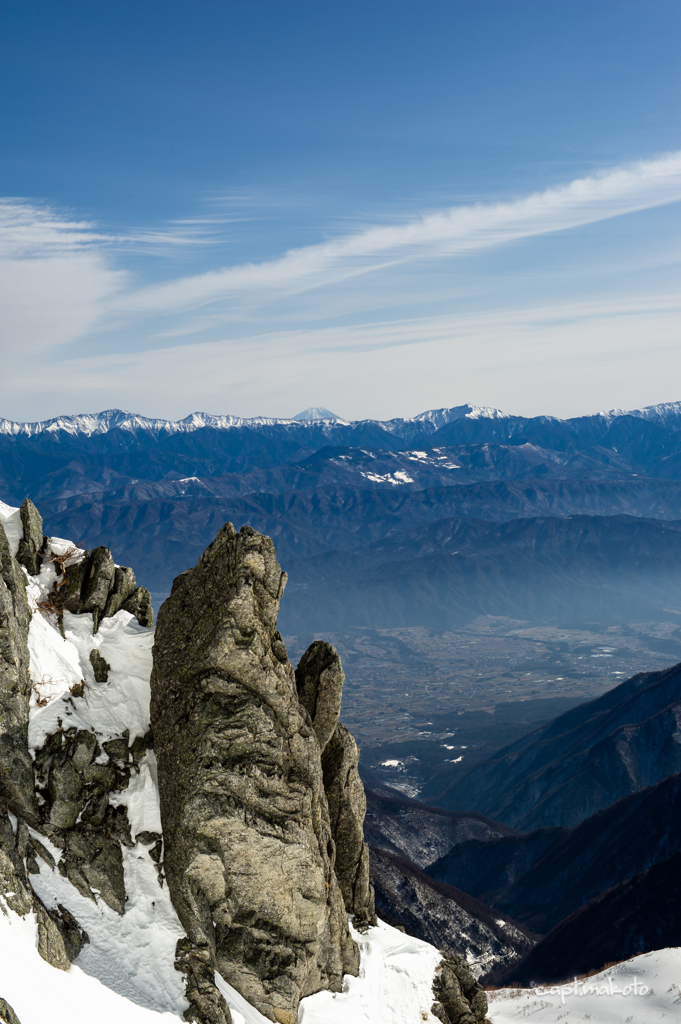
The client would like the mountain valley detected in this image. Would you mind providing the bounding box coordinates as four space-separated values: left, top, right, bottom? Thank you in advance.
3 403 681 1020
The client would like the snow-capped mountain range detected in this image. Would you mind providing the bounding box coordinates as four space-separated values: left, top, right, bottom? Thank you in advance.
2 400 680 439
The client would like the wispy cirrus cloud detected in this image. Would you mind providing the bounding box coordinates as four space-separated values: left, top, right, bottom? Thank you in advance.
0 198 111 258
119 151 681 314
2 150 681 408
11 289 681 422
0 199 125 358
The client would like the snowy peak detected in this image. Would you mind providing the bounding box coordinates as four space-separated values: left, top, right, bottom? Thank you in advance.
3 401 681 439
291 406 341 420
0 403 509 439
601 400 681 427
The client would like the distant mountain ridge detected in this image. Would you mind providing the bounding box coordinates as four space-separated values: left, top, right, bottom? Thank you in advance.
2 398 680 438
427 771 681 934
489 849 681 986
0 402 505 438
3 400 681 623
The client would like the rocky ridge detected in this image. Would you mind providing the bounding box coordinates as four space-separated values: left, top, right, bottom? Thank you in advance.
0 499 156 973
369 846 534 978
0 499 491 1024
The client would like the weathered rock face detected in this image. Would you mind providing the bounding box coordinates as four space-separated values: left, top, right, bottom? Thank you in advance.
32 724 148 915
295 641 375 925
0 804 88 971
431 957 490 1024
322 723 376 926
16 498 44 577
0 522 38 823
151 524 361 1024
0 503 153 982
62 545 153 631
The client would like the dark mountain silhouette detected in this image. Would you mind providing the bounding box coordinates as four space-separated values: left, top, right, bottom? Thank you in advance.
427 662 681 828
486 849 681 986
428 771 681 933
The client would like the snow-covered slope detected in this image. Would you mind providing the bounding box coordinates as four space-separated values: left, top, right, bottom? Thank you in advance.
487 947 681 1023
602 399 681 427
0 882 443 1024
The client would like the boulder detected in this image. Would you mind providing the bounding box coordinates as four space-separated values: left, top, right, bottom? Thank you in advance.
431 957 490 1024
61 553 90 613
151 523 359 1024
89 648 111 682
122 586 153 627
79 547 116 632
104 566 137 618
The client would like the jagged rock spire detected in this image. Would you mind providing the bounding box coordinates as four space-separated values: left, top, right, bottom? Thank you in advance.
151 523 368 1024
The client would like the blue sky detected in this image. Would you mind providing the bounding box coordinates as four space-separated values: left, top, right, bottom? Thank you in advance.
1 0 681 421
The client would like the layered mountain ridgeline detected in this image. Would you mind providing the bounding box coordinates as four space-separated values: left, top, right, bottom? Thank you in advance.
4 403 681 628
369 847 535 975
364 788 520 868
0 498 494 1024
279 513 681 631
487 849 681 987
422 662 681 827
427 771 681 934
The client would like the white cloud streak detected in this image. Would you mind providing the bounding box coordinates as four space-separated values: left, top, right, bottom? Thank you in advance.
0 199 125 357
119 151 681 314
0 198 110 258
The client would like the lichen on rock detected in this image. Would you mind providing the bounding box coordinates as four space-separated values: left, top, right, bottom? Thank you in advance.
151 523 362 1024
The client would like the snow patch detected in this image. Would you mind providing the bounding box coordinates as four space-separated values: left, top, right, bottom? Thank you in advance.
0 900 183 1024
26 557 154 750
0 499 23 555
296 920 441 1024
